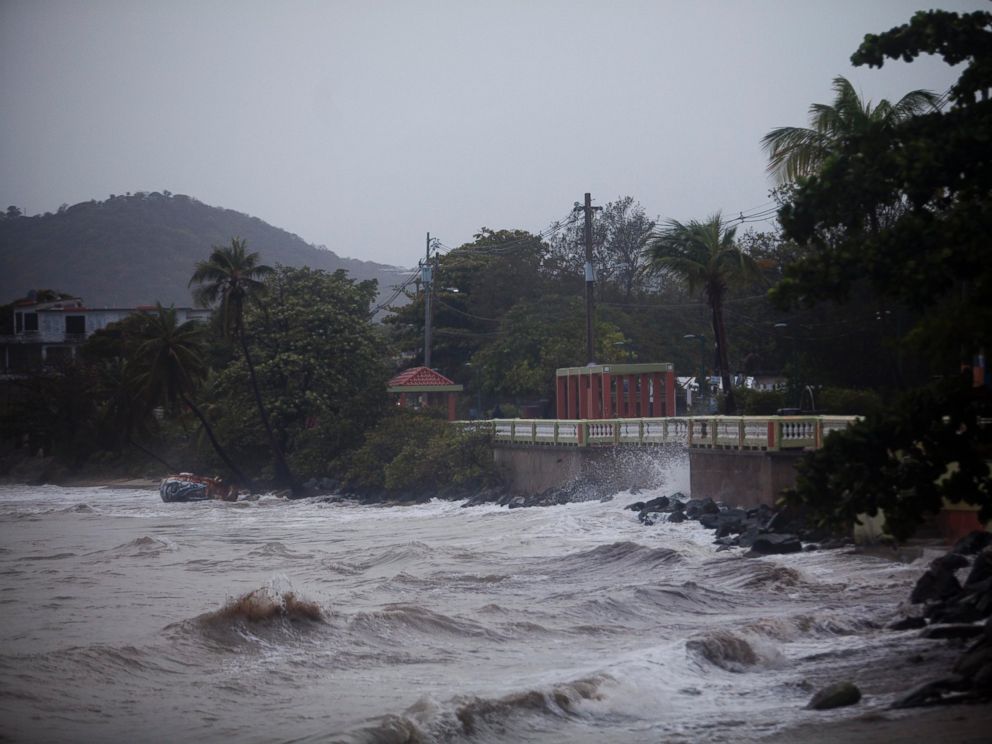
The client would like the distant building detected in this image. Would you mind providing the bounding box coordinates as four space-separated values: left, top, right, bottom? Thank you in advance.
1 294 209 373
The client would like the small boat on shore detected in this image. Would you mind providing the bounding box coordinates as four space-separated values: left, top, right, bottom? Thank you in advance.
160 474 239 503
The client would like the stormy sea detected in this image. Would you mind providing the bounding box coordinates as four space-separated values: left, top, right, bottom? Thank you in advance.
0 458 950 743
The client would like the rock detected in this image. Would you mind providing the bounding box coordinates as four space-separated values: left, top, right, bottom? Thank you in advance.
737 526 762 549
964 547 992 588
806 681 862 710
803 543 820 552
891 676 970 708
953 642 992 679
888 616 927 631
749 534 802 555
910 567 963 604
933 553 971 572
921 624 985 640
698 513 721 530
641 495 670 512
627 501 646 512
952 530 992 556
667 511 687 523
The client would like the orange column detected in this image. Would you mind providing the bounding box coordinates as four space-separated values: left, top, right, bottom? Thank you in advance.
601 372 613 418
568 374 579 418
665 370 676 417
447 393 457 421
639 374 649 418
578 374 588 419
556 375 567 419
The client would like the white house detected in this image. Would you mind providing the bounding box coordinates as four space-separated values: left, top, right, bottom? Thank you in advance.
2 295 210 373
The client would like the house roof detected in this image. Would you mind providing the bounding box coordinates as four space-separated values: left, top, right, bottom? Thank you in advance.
387 366 463 393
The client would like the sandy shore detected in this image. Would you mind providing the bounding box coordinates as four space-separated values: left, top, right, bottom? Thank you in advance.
762 703 992 743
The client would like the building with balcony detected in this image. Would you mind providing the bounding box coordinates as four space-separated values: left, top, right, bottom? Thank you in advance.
1 294 210 373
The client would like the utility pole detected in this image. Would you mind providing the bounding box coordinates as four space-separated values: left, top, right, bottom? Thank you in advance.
578 193 602 364
423 232 433 369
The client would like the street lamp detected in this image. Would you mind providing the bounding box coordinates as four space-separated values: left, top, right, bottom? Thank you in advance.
683 333 708 412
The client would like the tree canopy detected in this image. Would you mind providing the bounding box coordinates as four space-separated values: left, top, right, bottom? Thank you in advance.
776 8 992 537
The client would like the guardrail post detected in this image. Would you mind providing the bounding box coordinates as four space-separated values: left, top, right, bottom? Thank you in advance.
554 421 559 445
510 420 516 443
711 417 718 447
738 418 744 450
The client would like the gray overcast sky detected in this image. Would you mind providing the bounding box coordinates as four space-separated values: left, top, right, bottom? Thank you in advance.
1 0 983 268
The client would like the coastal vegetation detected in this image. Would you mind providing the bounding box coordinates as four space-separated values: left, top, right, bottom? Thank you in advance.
0 8 987 534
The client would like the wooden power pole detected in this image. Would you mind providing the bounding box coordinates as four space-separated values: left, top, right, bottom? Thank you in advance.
423 232 433 369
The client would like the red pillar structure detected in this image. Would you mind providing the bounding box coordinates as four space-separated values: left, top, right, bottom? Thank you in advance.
555 364 676 421
601 371 613 418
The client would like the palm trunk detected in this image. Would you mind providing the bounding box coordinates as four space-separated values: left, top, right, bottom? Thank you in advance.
125 435 178 472
237 325 296 491
180 392 251 489
710 297 736 415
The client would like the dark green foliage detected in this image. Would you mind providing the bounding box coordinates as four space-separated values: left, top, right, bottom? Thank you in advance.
816 387 883 416
337 409 499 499
776 8 992 539
207 266 388 481
735 388 787 415
785 379 991 542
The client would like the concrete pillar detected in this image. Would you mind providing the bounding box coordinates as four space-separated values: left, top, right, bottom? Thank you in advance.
665 370 676 417
556 375 567 419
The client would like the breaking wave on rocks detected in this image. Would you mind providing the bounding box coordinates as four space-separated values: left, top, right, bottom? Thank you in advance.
0 481 935 743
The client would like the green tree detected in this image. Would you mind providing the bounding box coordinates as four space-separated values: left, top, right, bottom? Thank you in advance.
188 238 294 488
131 305 248 485
643 214 760 414
761 75 939 183
208 266 388 481
775 8 992 537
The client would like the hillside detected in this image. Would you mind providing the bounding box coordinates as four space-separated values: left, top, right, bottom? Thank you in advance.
0 193 409 307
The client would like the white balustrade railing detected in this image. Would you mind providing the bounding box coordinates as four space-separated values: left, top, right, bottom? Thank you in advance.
482 415 859 451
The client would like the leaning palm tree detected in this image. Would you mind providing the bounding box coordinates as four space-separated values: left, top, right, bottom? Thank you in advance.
762 76 940 183
132 305 249 486
189 238 294 489
643 214 760 415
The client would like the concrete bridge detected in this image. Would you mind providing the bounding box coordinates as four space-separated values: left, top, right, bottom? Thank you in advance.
488 415 857 508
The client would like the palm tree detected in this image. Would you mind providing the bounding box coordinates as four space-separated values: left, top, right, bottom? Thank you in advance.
762 76 940 183
643 214 760 414
189 238 295 489
132 305 249 486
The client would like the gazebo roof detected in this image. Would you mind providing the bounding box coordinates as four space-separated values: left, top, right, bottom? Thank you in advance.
387 366 463 393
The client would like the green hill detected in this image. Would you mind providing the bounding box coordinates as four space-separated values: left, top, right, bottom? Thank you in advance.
0 192 408 306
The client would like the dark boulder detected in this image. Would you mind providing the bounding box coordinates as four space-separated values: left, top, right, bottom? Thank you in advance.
952 530 992 556
806 681 861 710
921 624 986 640
667 511 688 523
749 534 803 555
964 547 992 588
910 558 965 604
888 616 927 631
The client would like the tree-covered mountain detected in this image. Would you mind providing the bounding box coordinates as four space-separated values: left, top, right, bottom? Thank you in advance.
0 192 408 306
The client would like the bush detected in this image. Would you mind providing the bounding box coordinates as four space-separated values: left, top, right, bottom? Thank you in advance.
816 387 883 416
735 388 787 415
336 409 501 499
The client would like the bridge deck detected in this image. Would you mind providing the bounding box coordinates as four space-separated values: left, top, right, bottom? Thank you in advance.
484 416 857 452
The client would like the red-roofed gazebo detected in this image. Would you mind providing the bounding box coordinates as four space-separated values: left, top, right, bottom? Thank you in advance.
387 367 464 421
